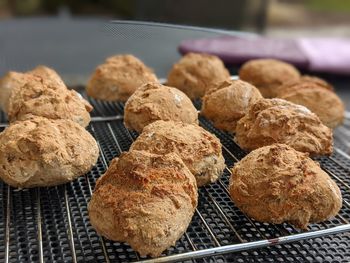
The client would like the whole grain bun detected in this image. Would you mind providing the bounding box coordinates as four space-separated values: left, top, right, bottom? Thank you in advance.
235 98 333 155
0 71 30 112
201 80 262 133
130 120 225 186
167 52 230 99
28 65 66 87
88 150 198 257
124 82 198 133
0 116 99 188
8 75 92 127
239 59 301 98
86 54 158 102
275 78 344 128
229 144 342 229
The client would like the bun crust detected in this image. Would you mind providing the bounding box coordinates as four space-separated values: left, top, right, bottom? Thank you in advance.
124 82 198 132
130 120 225 186
202 80 262 133
88 150 198 257
167 53 230 99
229 144 342 229
235 98 333 155
239 59 300 98
86 54 158 102
0 116 99 188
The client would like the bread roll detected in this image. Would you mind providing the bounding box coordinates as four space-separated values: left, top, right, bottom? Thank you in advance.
239 59 300 98
8 75 92 127
124 82 198 133
229 144 342 229
275 78 344 128
86 54 158 102
167 52 230 99
0 116 99 188
88 150 198 257
235 98 333 155
130 120 225 186
201 79 262 133
0 71 29 112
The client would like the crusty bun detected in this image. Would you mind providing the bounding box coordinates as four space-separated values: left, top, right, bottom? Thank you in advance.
88 150 198 257
8 74 92 127
275 78 344 128
86 54 158 102
130 120 225 186
201 79 262 133
239 59 300 98
0 71 29 112
124 82 198 133
167 52 230 99
229 144 342 229
0 116 99 188
28 65 66 87
235 98 333 155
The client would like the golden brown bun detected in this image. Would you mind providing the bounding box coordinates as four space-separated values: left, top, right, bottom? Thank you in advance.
88 150 198 257
28 65 66 87
0 116 99 188
167 52 230 99
130 120 225 186
86 54 158 102
8 75 92 127
201 80 262 133
0 71 29 112
239 59 301 98
275 78 344 128
124 82 198 133
235 98 333 155
229 144 342 229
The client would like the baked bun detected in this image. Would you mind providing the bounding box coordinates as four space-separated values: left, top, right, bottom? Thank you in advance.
88 150 198 257
167 52 230 99
235 98 333 155
124 82 198 132
8 75 92 127
130 120 225 186
229 144 342 229
275 78 344 128
86 54 158 102
201 80 262 133
239 59 301 98
0 71 29 112
0 116 99 188
28 65 66 87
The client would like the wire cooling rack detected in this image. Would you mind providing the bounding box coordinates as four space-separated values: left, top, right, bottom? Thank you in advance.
0 86 350 263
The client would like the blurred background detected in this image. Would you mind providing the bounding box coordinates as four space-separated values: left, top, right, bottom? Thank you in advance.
0 0 350 87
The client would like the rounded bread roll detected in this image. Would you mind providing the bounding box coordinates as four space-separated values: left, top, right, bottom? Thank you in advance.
130 120 225 186
124 82 198 133
0 116 99 188
229 144 342 229
88 150 198 257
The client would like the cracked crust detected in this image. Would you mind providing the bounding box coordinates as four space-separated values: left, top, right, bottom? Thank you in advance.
88 150 198 257
275 78 344 128
7 74 92 127
86 54 158 102
0 116 99 188
167 52 230 99
130 120 225 186
235 98 333 155
229 144 342 229
239 59 300 98
124 82 198 133
201 80 262 133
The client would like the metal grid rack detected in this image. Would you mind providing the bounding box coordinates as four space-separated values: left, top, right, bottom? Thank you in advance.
0 87 350 263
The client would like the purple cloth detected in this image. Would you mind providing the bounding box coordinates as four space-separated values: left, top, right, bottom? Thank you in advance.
179 36 350 75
